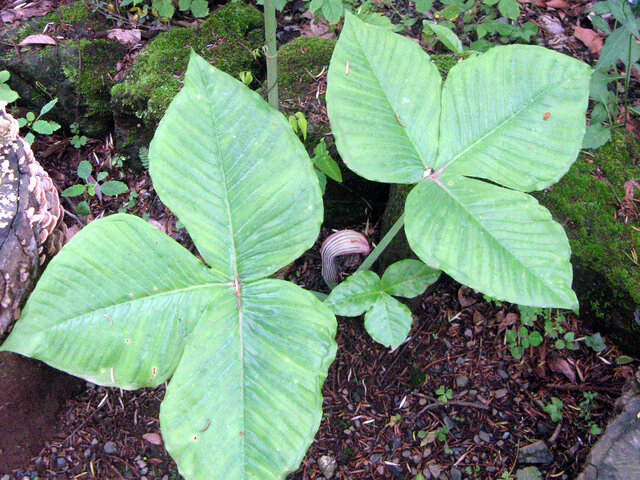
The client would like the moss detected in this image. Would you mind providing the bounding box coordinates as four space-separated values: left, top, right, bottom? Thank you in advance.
277 36 336 100
536 130 640 350
430 52 473 78
111 2 263 125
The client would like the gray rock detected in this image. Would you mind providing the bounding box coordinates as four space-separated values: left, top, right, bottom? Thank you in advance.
518 440 554 465
450 467 462 480
498 369 510 380
455 375 469 388
83 448 92 459
443 416 455 431
578 368 640 480
1 475 10 480
56 457 66 468
478 431 491 443
103 441 117 455
318 455 337 479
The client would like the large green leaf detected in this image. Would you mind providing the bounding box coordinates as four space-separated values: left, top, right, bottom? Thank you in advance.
436 45 590 192
2 214 222 389
405 174 576 308
161 280 336 479
326 12 441 183
3 52 336 480
326 15 589 309
150 53 323 282
364 294 413 349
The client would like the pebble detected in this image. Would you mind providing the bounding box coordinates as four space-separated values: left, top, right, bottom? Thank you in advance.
56 457 66 468
429 464 442 477
370 453 382 463
419 398 427 406
455 375 469 388
478 431 491 443
443 416 455 431
464 328 473 338
1 475 9 480
402 450 411 458
450 467 462 480
391 438 402 449
84 448 92 459
497 369 510 380
517 440 554 465
91 438 99 446
318 455 337 479
103 441 118 454
495 388 508 399
455 357 465 365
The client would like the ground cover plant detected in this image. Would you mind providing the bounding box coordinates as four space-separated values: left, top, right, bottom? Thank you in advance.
325 14 591 349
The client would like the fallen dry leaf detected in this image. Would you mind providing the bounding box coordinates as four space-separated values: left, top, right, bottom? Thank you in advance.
545 0 568 9
18 34 56 47
300 11 335 39
573 26 603 55
548 355 576 383
142 432 163 445
105 28 142 47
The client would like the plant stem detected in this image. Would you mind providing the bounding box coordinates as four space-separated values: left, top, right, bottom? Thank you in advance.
264 0 278 109
357 213 405 273
623 32 632 129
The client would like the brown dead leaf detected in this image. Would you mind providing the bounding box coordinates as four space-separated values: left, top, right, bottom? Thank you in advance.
545 0 569 9
457 286 475 307
142 432 163 445
573 26 603 55
105 28 142 47
624 180 640 203
548 355 576 383
64 224 80 243
300 11 335 39
18 34 56 47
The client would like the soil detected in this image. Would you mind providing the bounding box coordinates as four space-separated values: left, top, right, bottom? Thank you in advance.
0 0 639 479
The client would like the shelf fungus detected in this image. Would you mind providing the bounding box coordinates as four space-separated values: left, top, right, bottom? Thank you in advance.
0 102 66 338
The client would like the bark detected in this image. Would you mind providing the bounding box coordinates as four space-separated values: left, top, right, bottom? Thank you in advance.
0 102 64 339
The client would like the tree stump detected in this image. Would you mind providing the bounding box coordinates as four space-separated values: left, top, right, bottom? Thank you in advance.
0 101 65 338
0 102 78 473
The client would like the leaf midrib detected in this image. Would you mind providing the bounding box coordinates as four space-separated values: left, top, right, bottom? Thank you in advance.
36 281 230 333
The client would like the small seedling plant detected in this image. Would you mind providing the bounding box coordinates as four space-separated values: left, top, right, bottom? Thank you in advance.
583 0 640 149
0 70 19 103
2 53 336 480
61 160 128 216
70 122 87 149
17 98 61 145
543 396 564 422
325 13 590 348
311 138 342 194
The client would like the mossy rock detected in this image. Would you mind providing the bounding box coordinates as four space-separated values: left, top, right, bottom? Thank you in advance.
111 2 264 164
4 1 105 51
535 130 640 355
0 39 126 137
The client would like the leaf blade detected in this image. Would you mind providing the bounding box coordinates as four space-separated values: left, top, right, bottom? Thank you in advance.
160 279 337 480
364 294 413 349
405 175 578 309
435 45 591 192
1 214 224 389
326 12 441 183
150 53 323 282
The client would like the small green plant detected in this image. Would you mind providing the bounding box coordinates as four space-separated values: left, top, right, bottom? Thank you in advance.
0 70 19 103
16 98 61 145
583 332 607 353
435 385 453 403
238 71 253 87
505 326 543 360
310 139 342 194
288 112 308 141
579 391 602 436
543 397 564 422
70 122 87 149
61 160 129 215
583 0 640 149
